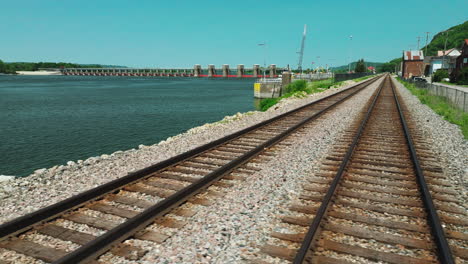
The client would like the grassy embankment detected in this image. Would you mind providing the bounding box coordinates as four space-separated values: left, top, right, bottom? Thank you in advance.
397 78 468 139
259 79 341 111
259 74 375 112
352 75 374 82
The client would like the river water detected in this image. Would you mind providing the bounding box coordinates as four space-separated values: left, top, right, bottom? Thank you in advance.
0 75 255 177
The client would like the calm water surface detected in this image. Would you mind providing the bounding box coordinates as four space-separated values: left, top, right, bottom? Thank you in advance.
0 75 255 177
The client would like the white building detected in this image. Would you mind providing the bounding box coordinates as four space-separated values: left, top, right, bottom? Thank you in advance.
429 48 460 75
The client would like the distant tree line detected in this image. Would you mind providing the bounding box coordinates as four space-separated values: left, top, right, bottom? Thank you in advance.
331 60 383 73
380 58 403 73
0 59 102 74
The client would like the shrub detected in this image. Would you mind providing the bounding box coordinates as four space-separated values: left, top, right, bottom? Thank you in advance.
432 69 449 82
259 98 279 111
456 67 468 85
285 80 308 93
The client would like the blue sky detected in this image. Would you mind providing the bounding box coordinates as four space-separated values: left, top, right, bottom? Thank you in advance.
1 0 467 68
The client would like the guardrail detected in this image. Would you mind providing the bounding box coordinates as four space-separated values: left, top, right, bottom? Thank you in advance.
294 73 333 81
404 79 467 112
256 78 282 83
334 72 373 82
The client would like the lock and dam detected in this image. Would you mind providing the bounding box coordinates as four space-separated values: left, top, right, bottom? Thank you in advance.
56 64 280 78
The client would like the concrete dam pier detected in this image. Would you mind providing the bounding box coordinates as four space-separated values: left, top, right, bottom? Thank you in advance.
60 64 278 78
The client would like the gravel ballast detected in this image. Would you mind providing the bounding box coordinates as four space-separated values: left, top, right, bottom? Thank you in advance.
392 76 468 204
126 77 384 263
0 78 369 224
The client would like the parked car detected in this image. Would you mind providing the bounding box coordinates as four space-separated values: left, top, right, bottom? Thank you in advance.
413 77 427 83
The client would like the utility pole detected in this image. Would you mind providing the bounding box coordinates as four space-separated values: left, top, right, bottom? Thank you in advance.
348 35 353 73
424 32 430 56
417 36 422 50
258 42 267 80
442 31 449 70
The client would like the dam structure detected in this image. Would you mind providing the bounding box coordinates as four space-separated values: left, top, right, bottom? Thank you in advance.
58 64 279 78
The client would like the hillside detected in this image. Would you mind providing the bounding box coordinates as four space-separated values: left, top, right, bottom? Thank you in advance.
422 20 468 56
380 20 468 73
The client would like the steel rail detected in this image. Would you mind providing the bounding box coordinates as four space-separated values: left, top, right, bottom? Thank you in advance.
0 76 381 242
292 76 386 263
51 75 383 264
293 75 455 263
390 79 454 264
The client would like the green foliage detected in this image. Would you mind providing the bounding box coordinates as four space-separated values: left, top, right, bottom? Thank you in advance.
308 78 337 91
432 69 449 82
260 79 315 111
259 98 280 111
332 61 384 72
397 78 468 139
260 78 349 111
285 80 308 93
456 67 468 85
354 59 366 73
421 21 468 56
380 58 403 73
0 59 5 73
353 75 374 82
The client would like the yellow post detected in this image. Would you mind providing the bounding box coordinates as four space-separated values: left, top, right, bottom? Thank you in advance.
254 83 262 98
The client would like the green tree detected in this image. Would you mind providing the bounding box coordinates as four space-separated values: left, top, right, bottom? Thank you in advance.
379 58 402 73
456 67 468 85
355 59 366 73
432 69 449 82
0 59 5 73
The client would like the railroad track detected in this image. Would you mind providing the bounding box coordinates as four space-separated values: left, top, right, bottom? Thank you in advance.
261 75 467 263
0 75 382 263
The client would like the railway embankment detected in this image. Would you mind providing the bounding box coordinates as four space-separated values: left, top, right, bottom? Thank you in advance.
0 77 373 224
129 76 384 264
256 76 467 263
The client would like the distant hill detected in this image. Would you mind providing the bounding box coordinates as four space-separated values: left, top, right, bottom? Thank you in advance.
422 21 468 56
331 61 384 72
